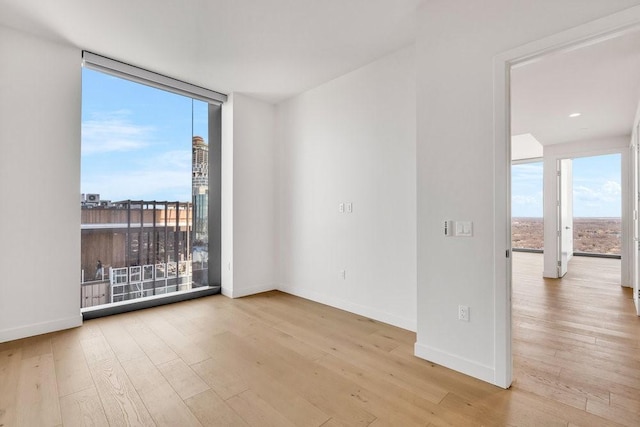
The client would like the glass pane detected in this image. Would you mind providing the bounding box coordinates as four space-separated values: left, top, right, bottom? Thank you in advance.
192 100 209 287
80 68 209 309
573 154 621 255
510 155 622 256
511 162 543 250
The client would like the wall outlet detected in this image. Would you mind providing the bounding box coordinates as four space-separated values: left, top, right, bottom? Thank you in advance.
458 305 470 322
346 202 353 213
340 269 346 279
339 203 345 213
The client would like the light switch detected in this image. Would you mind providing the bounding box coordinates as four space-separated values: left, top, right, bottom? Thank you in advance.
346 202 353 213
339 203 345 213
444 220 454 236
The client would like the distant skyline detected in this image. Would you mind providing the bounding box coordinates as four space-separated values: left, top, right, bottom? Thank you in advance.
512 153 622 218
81 68 208 202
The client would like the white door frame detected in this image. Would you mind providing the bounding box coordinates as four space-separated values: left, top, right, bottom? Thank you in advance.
557 159 573 278
542 144 629 281
493 6 640 389
632 125 640 314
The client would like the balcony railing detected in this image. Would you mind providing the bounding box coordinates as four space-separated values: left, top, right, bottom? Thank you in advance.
81 261 194 308
110 261 192 303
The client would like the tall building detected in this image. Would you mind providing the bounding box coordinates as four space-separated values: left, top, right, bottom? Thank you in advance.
192 136 208 188
192 136 208 244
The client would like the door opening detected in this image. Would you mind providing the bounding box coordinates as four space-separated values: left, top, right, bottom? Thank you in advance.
503 10 640 393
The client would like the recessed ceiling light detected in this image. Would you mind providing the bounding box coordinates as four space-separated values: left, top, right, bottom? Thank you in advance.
569 113 581 118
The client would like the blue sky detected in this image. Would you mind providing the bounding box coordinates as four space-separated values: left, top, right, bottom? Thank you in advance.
81 68 208 202
511 153 622 218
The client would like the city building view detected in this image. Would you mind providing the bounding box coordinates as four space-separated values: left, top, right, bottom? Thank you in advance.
80 136 209 308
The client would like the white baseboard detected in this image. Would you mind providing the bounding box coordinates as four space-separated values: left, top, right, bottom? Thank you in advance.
278 284 416 332
414 341 495 385
0 314 83 343
225 283 276 299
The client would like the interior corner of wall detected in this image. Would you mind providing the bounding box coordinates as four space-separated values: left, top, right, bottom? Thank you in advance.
224 92 235 105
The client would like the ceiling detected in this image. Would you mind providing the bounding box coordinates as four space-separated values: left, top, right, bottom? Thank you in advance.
3 0 637 139
511 29 640 147
0 0 422 103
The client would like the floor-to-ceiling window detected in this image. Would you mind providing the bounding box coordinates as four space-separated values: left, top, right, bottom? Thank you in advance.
80 53 223 312
511 154 622 256
511 161 544 251
572 153 622 256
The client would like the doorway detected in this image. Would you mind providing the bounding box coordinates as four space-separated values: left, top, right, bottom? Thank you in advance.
511 154 623 278
499 9 640 393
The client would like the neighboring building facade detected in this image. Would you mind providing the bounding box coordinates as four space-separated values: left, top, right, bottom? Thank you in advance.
192 135 209 245
80 200 193 307
80 136 209 308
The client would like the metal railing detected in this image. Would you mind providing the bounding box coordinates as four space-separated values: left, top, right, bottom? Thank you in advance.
81 261 207 308
109 261 192 303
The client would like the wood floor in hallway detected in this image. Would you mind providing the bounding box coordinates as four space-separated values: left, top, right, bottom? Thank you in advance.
0 251 638 426
511 252 639 426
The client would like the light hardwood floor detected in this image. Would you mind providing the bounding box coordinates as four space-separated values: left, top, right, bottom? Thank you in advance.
511 252 640 426
0 252 638 426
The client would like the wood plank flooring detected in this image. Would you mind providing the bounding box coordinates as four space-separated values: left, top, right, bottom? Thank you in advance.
0 252 638 426
512 252 640 427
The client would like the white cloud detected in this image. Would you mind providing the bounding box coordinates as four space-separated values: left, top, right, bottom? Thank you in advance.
573 180 621 217
603 180 621 196
512 195 537 205
574 180 620 203
83 169 191 202
82 110 153 155
153 150 192 169
574 185 598 201
511 163 543 216
82 148 193 201
511 163 543 182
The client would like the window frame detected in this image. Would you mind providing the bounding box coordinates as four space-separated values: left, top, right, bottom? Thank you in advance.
81 52 224 320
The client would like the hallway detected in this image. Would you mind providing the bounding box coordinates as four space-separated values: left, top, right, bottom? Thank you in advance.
512 252 639 425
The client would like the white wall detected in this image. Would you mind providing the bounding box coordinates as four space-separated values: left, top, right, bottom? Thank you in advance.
276 46 417 331
416 0 640 386
222 93 277 298
0 23 277 340
511 133 543 161
0 25 82 342
221 95 235 295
